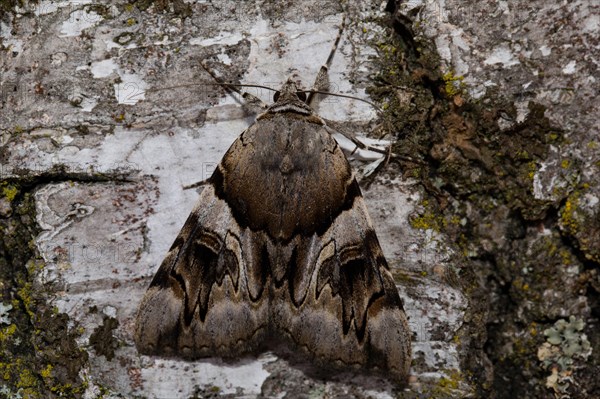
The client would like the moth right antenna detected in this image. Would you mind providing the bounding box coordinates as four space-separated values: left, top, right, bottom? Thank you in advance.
306 14 346 107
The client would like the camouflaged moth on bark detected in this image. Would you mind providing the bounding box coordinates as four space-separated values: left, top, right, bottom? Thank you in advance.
135 22 411 384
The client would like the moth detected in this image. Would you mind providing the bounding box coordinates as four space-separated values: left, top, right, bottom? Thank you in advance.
135 20 411 384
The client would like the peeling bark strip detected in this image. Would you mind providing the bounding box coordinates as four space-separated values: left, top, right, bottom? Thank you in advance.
134 79 411 383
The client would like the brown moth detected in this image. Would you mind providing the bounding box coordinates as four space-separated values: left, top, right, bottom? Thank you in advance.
135 29 411 383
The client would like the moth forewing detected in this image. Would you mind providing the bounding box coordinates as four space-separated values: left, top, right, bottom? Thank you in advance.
136 21 411 384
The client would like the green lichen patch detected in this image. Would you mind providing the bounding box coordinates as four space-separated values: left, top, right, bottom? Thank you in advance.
538 317 591 397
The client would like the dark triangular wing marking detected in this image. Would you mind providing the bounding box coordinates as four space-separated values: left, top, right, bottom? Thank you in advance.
134 184 269 358
273 193 411 382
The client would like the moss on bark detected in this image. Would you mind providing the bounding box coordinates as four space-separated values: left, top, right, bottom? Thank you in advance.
370 3 599 397
0 181 88 398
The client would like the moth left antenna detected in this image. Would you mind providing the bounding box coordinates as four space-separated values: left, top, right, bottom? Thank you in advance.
199 62 270 111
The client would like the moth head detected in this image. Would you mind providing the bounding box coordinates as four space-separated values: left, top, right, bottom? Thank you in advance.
273 78 307 104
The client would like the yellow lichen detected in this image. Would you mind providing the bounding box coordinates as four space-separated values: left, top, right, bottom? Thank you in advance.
449 215 461 225
560 193 580 234
40 364 53 379
16 282 35 319
16 368 37 389
442 71 465 97
434 369 464 394
530 322 538 337
559 249 572 266
1 185 19 202
410 201 443 231
527 161 537 180
0 324 17 342
548 132 559 142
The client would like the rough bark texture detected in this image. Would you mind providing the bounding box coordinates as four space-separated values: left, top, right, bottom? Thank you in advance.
1 0 598 398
